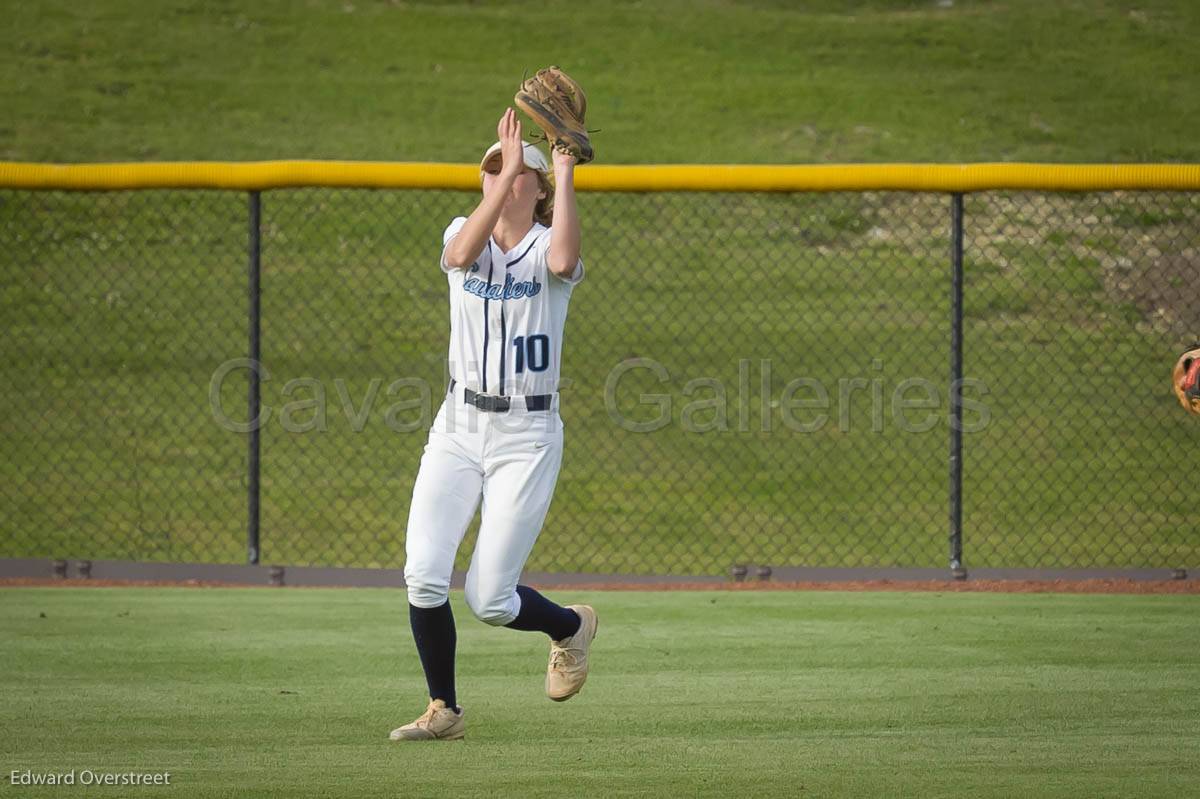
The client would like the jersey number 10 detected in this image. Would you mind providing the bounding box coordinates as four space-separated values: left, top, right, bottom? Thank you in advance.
512 334 549 373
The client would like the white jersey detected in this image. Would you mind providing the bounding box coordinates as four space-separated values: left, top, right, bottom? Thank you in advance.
440 216 584 397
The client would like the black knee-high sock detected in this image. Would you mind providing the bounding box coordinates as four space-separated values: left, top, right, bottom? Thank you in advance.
504 585 581 641
409 602 458 711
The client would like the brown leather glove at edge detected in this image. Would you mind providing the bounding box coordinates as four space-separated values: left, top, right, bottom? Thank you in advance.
1174 344 1200 416
515 66 594 164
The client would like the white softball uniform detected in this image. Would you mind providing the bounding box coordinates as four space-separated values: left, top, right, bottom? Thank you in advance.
403 216 584 625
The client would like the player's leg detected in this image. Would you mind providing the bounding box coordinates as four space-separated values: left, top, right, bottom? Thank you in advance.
462 424 571 631
397 426 482 737
463 421 598 701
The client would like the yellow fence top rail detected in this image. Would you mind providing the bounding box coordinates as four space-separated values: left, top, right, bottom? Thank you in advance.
1 161 1199 192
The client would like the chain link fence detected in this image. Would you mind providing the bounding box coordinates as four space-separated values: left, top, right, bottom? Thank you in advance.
1 185 1196 574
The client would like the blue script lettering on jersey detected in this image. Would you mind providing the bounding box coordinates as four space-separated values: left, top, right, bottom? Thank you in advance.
464 273 542 301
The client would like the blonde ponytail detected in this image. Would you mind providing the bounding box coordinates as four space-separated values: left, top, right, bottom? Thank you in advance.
533 171 555 227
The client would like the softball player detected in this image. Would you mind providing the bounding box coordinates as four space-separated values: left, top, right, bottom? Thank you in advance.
390 108 597 742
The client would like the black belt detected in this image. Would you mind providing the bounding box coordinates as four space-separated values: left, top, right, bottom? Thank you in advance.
449 379 552 412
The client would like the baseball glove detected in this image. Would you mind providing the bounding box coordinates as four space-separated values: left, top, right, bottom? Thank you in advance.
515 66 594 164
1174 343 1200 416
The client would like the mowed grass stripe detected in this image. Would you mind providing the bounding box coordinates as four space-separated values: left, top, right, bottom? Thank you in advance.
1 587 1197 798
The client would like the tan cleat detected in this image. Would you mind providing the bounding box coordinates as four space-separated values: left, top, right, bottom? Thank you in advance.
388 699 465 741
545 604 598 702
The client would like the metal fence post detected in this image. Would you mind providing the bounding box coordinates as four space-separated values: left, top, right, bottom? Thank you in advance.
948 192 966 578
247 191 262 565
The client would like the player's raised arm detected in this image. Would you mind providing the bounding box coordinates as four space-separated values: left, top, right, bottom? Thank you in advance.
547 148 581 278
443 109 525 270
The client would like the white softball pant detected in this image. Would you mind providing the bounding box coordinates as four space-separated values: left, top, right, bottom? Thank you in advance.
403 387 564 625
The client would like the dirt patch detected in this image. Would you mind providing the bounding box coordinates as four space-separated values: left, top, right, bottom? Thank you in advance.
3 577 1197 594
0 578 276 589
532 579 1200 594
1120 251 1200 339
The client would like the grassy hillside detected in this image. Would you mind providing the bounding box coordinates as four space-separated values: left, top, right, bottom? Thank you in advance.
1 0 1198 164
1 1 1197 573
2 188 1195 571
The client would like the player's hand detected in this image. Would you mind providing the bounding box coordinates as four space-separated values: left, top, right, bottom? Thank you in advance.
551 147 578 172
497 108 524 180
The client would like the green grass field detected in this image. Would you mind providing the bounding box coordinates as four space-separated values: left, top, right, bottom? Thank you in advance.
2 587 1198 798
1 1 1198 574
